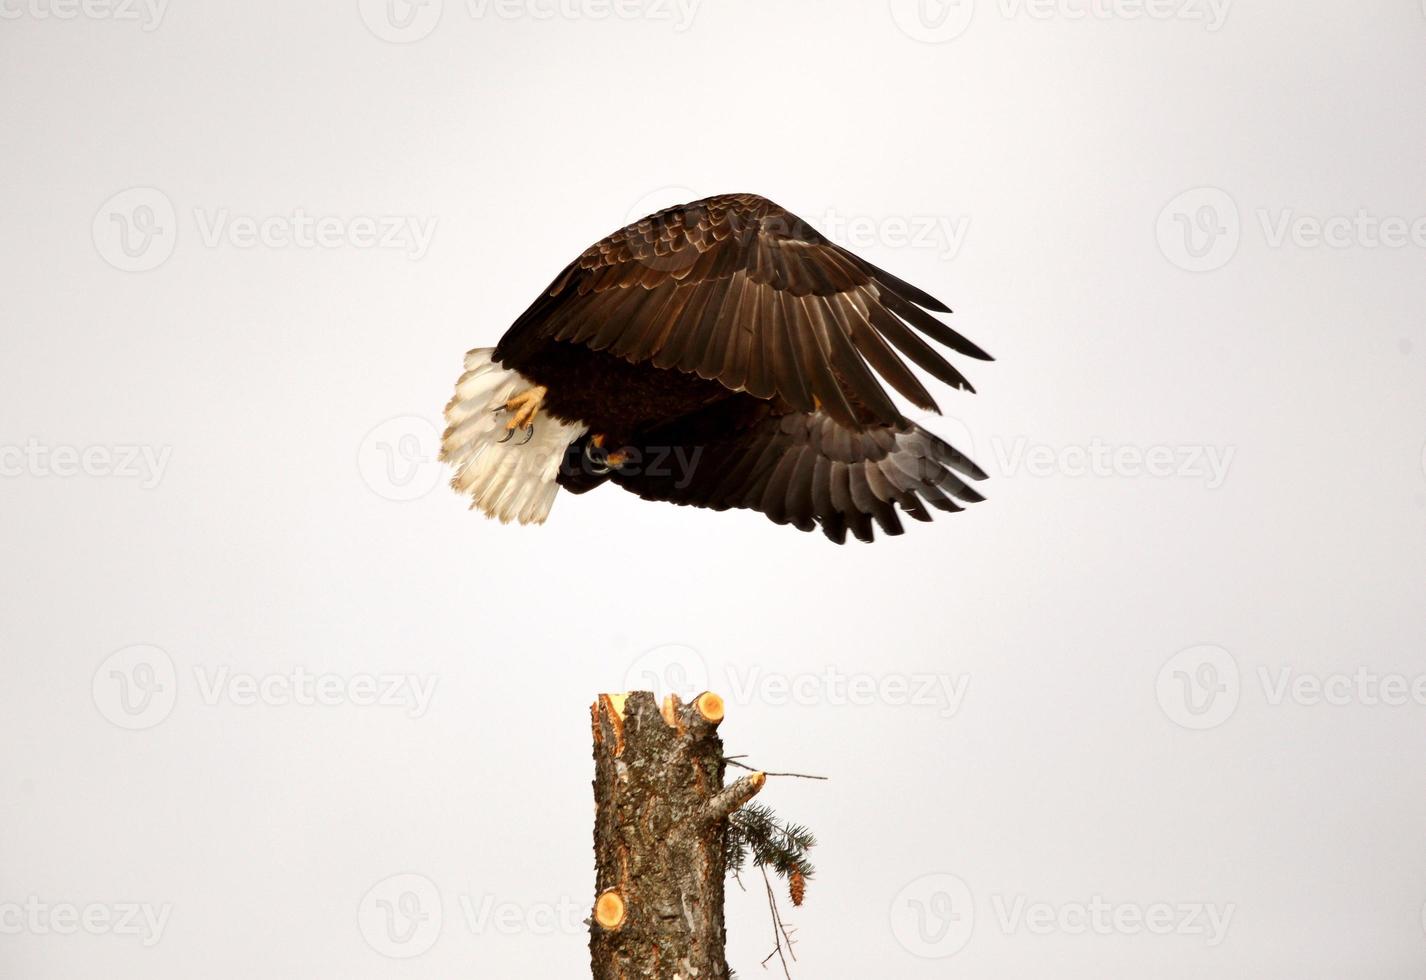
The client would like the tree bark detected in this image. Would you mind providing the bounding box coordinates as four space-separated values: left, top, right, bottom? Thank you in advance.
589 691 765 979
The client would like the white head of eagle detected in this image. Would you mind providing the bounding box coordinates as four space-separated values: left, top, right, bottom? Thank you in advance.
440 192 991 544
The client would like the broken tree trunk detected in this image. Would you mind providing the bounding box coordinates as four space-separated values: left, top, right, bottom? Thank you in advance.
589 690 765 979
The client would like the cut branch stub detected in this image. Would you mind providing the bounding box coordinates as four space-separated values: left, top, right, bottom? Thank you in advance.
660 693 681 729
594 890 626 931
701 771 766 827
695 691 725 724
589 691 751 980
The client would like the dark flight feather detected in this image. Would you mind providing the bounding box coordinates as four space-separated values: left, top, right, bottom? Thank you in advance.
495 193 989 431
610 405 987 543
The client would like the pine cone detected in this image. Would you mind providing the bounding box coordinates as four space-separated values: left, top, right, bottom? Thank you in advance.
789 870 806 907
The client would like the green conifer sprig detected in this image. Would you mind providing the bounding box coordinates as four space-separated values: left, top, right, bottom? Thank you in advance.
725 802 817 884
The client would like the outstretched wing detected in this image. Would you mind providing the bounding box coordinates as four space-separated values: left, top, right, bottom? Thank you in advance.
610 407 986 544
494 193 990 431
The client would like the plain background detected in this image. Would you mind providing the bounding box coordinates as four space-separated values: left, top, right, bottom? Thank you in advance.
3 0 1426 976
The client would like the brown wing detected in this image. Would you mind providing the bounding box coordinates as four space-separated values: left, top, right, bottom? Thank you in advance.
610 406 986 544
494 193 990 431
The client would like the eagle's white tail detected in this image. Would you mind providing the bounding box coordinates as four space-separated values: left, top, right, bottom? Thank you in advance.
440 348 586 525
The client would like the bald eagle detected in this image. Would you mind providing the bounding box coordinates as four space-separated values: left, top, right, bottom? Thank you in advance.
440 193 990 543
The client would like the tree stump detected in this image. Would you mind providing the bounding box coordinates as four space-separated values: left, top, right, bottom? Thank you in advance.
589 691 765 979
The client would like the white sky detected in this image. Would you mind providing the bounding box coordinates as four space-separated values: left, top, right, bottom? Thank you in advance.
2 1 1425 976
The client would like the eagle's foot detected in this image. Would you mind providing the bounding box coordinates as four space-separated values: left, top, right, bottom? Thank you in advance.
585 434 630 474
503 386 546 429
494 386 547 445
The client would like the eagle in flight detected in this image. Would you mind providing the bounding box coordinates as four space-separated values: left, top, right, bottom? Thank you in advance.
440 193 990 543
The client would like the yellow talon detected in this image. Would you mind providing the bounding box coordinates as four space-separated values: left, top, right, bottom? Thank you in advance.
504 386 547 430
